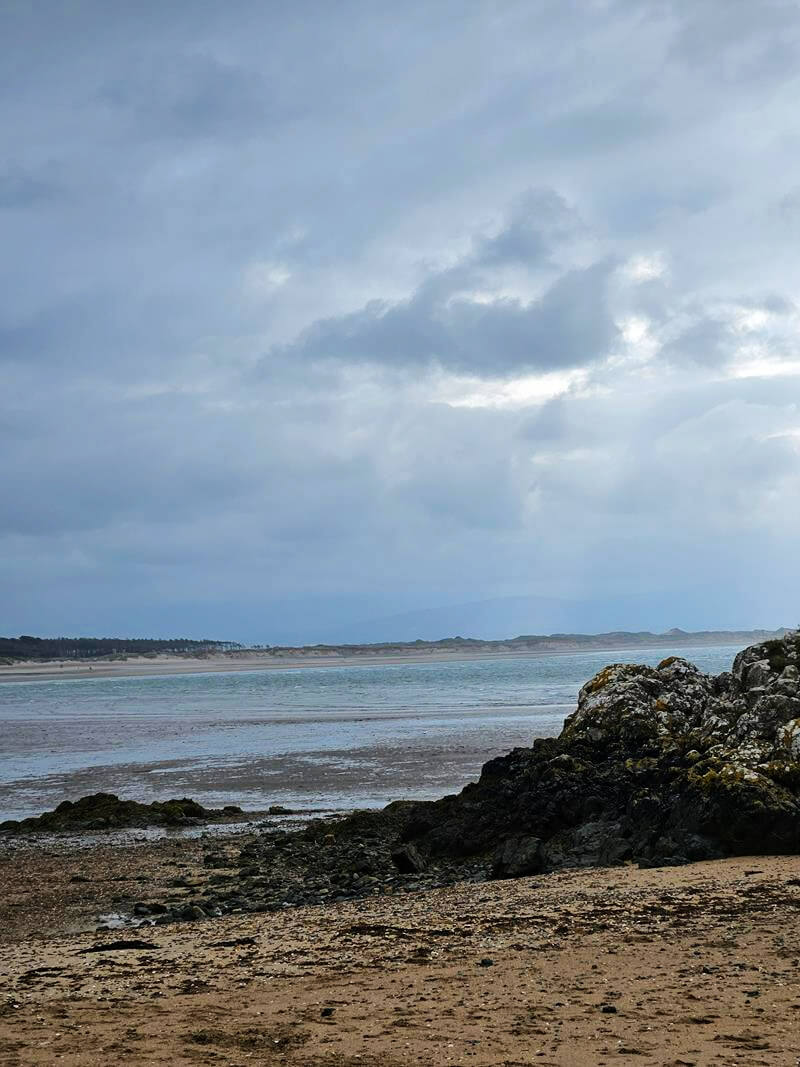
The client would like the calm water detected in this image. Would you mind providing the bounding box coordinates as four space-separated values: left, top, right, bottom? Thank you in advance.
0 645 740 820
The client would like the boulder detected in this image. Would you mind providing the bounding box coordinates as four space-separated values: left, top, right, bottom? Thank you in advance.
390 843 426 874
400 632 800 873
0 793 244 834
492 834 543 877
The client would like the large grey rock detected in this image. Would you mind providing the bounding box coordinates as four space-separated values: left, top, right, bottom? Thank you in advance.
400 632 800 873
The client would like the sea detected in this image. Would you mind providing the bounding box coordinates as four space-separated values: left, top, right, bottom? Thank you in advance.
0 644 741 822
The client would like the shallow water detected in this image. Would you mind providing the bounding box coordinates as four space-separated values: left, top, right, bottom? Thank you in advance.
0 645 740 820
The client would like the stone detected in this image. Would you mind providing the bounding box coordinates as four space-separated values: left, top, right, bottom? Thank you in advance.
397 632 800 874
390 844 426 874
2 793 241 834
492 835 543 878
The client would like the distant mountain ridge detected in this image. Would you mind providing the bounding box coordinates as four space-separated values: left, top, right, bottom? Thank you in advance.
332 592 786 645
258 627 787 657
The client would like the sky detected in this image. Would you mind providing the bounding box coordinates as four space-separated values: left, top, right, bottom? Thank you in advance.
2 0 800 644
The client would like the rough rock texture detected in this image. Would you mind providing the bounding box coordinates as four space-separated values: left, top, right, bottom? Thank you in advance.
0 793 244 833
398 634 800 871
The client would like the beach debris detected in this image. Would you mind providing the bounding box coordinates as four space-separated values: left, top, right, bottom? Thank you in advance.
78 939 159 953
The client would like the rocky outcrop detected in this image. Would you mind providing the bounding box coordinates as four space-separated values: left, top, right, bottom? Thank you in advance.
0 793 244 833
397 634 800 871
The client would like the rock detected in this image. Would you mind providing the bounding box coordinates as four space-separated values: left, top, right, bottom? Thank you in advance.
492 835 543 877
398 632 800 874
390 844 426 874
268 805 295 815
180 905 207 921
600 1004 617 1014
2 793 245 834
133 634 800 929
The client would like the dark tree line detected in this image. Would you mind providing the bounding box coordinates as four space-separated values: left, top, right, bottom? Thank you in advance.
0 636 242 661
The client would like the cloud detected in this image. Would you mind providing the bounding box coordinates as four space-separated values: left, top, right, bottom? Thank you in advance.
0 166 61 210
269 191 618 375
2 1 800 640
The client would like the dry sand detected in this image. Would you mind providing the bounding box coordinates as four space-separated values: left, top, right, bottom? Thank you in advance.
0 641 747 684
2 834 799 1066
0 650 553 683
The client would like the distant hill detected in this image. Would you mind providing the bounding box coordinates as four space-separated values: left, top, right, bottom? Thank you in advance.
331 592 787 645
255 627 788 658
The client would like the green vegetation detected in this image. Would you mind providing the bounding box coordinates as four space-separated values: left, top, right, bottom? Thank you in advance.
0 635 242 662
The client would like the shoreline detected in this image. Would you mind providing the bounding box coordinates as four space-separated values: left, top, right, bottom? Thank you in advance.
0 640 746 683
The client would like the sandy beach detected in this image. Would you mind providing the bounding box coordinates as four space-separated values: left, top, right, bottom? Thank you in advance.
1 831 799 1066
0 650 479 682
0 641 752 684
0 648 614 683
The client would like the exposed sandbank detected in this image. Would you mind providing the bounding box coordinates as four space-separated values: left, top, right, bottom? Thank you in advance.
0 641 746 683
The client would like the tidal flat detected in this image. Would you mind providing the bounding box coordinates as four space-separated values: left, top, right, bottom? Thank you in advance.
0 645 739 821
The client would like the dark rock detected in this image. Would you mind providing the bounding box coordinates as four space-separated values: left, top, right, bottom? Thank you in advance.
390 844 426 874
394 634 800 874
268 805 295 815
134 634 800 929
493 835 543 878
600 1004 617 1014
2 793 246 834
78 939 159 954
180 905 207 921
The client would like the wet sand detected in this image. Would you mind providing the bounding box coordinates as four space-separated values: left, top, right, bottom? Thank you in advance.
2 834 799 1065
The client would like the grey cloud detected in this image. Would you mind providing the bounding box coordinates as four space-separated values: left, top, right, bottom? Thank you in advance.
3 1 800 640
0 166 61 209
475 189 579 266
667 0 800 84
660 315 733 367
98 54 294 140
273 191 618 375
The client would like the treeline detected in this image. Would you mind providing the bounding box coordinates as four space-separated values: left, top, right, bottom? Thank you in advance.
0 636 242 662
